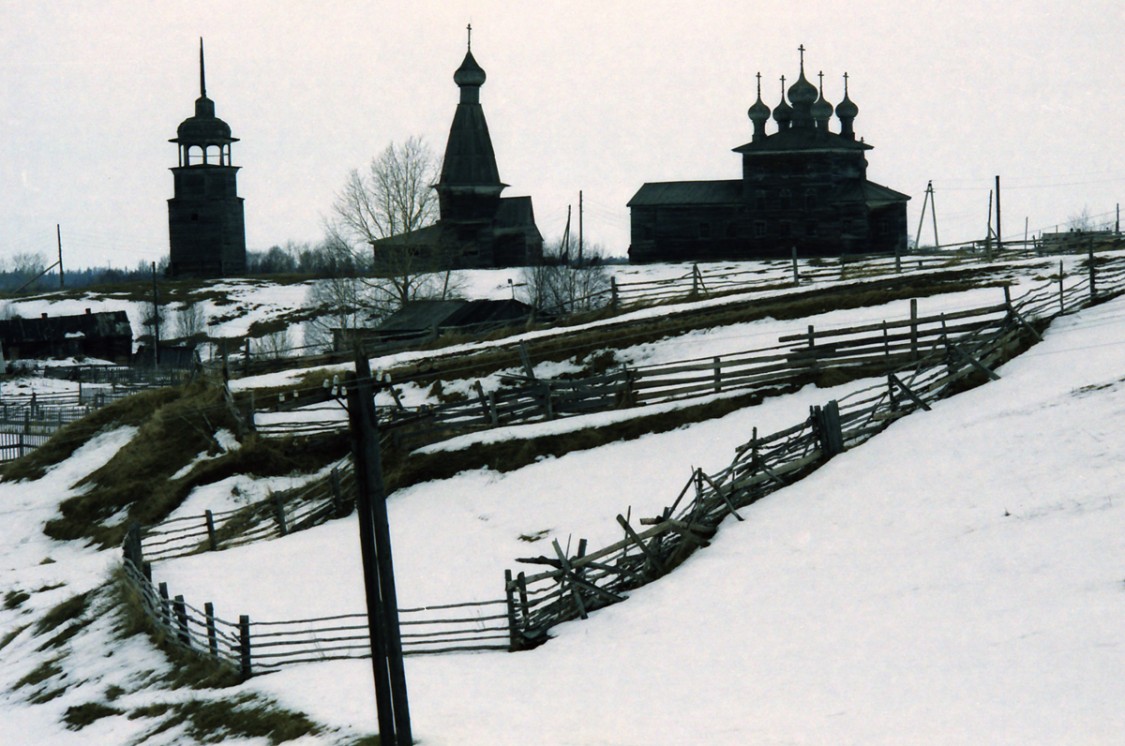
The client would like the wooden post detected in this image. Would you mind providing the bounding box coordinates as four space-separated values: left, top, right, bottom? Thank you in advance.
347 354 412 746
125 522 144 568
517 572 530 621
205 510 218 551
238 614 252 679
158 582 171 629
272 494 288 536
173 595 190 646
1058 260 1065 313
205 602 219 658
473 381 491 425
1089 239 1096 302
692 263 700 296
518 342 536 380
909 299 919 361
610 276 619 311
330 468 347 518
504 569 520 651
712 357 722 393
995 174 1002 253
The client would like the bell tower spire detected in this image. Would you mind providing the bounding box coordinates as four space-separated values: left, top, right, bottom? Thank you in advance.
199 37 207 98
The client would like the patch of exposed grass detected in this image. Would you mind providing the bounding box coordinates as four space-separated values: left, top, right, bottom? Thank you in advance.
131 694 321 745
13 657 63 690
64 701 124 730
0 623 29 652
33 591 91 636
4 589 30 610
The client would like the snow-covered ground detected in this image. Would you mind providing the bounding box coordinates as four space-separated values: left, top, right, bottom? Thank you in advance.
1 282 1123 743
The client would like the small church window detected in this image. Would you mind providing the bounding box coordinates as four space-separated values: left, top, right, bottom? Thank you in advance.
754 221 767 238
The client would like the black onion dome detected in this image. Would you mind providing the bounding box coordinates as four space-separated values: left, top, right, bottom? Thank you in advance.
836 74 858 120
811 76 833 124
787 69 818 107
748 91 771 124
454 50 487 88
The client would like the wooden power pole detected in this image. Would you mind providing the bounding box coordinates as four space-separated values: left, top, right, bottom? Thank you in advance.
56 225 64 289
346 354 412 746
994 174 1002 253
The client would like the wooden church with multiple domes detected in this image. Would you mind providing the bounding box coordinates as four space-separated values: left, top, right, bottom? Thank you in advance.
628 47 909 263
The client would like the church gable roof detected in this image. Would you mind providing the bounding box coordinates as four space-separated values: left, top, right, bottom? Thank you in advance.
627 179 743 208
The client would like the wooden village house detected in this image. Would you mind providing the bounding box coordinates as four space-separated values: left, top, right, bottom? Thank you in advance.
0 310 132 366
628 47 909 263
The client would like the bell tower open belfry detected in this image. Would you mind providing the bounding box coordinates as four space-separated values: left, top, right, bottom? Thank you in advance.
167 39 246 278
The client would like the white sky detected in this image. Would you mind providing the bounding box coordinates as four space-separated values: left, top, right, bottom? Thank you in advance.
2 0 1123 269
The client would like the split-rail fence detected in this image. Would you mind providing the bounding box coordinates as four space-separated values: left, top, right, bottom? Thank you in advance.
117 252 1125 676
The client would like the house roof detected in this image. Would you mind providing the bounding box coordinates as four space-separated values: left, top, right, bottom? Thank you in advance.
627 179 743 208
374 299 534 335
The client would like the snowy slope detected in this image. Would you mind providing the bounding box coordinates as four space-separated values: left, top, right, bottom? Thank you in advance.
247 289 1125 745
2 266 1123 745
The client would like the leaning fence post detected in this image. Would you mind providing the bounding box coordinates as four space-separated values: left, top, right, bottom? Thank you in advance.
272 494 288 536
1089 240 1096 302
205 602 219 658
158 582 171 629
125 522 144 568
173 595 190 647
504 570 520 651
909 299 919 361
713 357 722 393
204 510 218 551
1058 260 1065 313
330 468 347 518
239 615 252 679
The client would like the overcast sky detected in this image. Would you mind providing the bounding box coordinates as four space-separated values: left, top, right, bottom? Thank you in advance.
2 0 1122 270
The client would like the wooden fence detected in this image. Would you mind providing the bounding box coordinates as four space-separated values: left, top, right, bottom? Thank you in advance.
499 255 1125 645
122 530 511 679
119 250 1125 674
141 255 1125 560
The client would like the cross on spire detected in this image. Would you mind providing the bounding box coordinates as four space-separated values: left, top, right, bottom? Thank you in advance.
798 43 806 71
756 71 762 97
843 71 850 95
467 23 472 50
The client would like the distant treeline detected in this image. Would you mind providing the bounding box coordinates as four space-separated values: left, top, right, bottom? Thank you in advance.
0 239 366 293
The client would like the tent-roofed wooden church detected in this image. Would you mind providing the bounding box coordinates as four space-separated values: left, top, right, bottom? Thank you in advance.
628 47 909 263
372 28 543 269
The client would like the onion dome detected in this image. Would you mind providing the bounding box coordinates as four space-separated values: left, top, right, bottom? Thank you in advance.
772 76 793 130
454 49 487 88
835 72 858 139
811 71 833 130
747 72 771 140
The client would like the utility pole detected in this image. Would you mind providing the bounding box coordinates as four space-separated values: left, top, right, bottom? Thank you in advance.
56 225 64 289
578 189 584 266
561 205 571 264
994 175 1002 253
984 190 993 261
346 354 412 746
913 180 939 249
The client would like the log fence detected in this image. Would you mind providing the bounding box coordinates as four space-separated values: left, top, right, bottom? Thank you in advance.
119 247 1125 675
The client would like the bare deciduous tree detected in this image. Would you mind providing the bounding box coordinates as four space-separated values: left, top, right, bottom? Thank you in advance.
321 136 460 331
520 241 612 317
330 136 440 247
